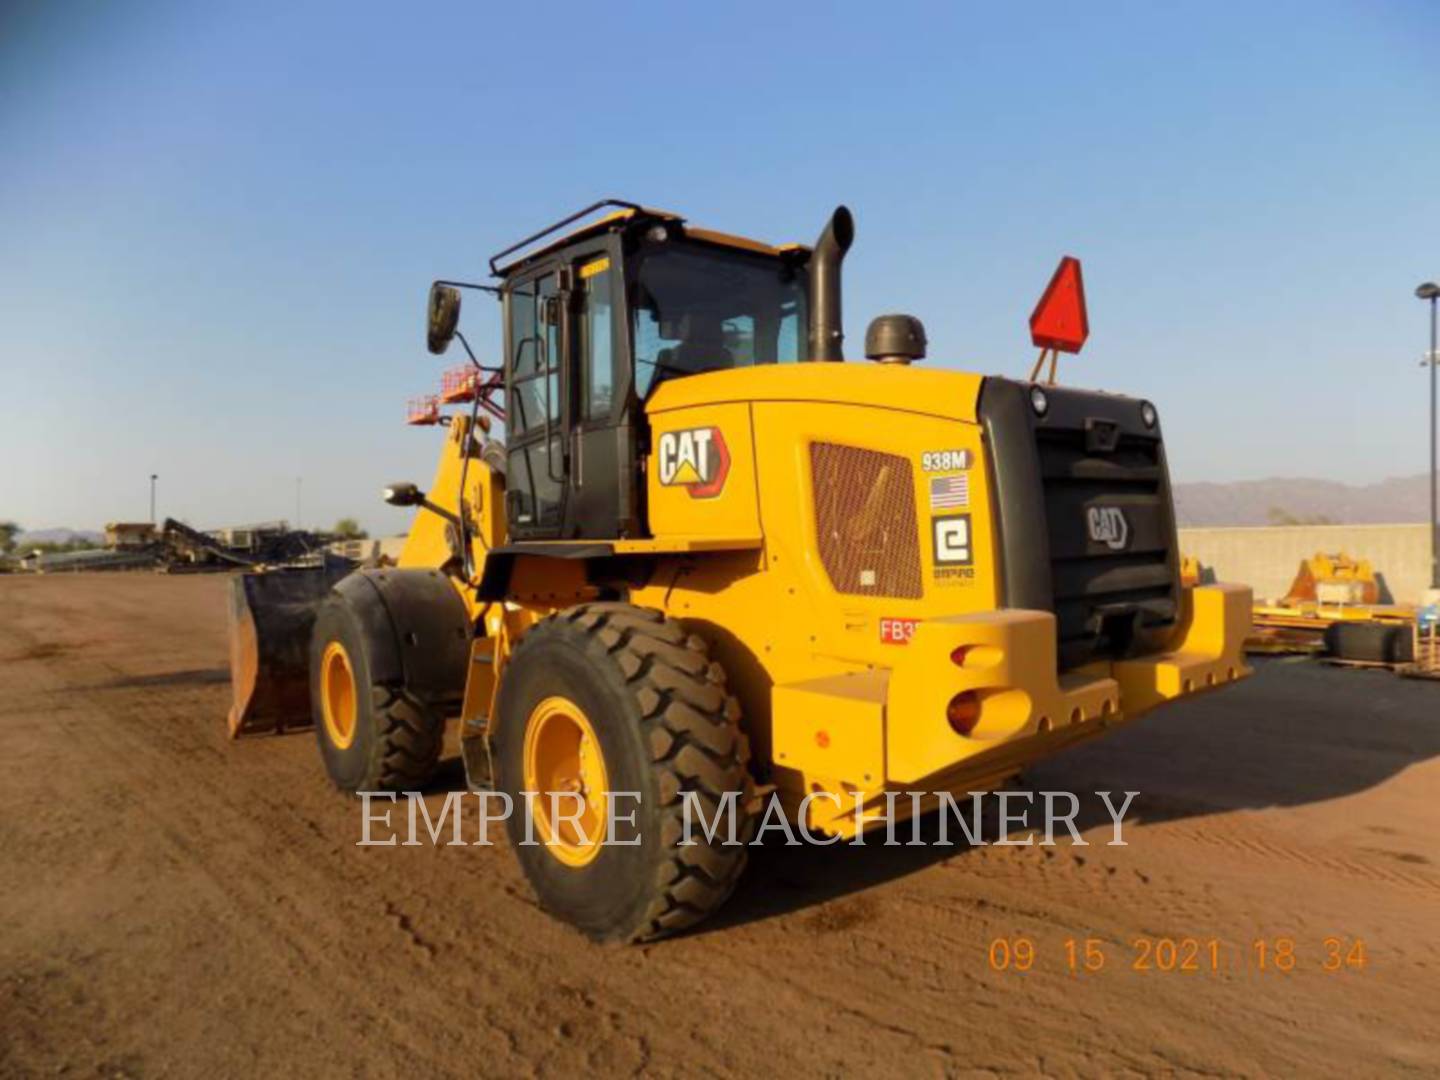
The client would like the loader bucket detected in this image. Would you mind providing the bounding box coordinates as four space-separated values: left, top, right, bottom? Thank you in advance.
227 560 353 738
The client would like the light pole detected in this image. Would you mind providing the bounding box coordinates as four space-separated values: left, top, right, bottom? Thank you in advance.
295 476 302 530
1417 282 1440 589
149 473 158 525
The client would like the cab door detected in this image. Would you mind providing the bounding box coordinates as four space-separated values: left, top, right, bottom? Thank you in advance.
504 264 568 537
504 238 640 541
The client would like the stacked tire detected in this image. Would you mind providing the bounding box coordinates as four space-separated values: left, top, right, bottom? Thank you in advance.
1323 621 1413 664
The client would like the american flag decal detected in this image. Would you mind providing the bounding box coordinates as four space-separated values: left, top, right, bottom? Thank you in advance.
929 474 969 510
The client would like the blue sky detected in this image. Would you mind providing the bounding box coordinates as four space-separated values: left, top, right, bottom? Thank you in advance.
1 1 1435 535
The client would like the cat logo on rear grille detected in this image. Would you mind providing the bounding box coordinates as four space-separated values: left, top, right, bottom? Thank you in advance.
1087 506 1129 550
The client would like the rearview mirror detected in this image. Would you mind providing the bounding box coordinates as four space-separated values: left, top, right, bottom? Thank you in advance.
427 283 461 355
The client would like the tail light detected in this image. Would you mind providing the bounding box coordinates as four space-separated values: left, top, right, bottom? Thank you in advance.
947 691 981 736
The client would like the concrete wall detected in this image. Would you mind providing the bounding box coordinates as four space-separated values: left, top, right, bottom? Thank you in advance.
1179 523 1433 604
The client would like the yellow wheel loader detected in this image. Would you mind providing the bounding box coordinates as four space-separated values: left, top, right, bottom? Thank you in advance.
228 199 1251 942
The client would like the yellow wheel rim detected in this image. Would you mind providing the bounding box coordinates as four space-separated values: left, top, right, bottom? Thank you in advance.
522 696 609 867
320 641 358 750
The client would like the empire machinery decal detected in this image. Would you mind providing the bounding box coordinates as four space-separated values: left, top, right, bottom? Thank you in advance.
922 445 978 584
656 426 730 498
932 512 977 585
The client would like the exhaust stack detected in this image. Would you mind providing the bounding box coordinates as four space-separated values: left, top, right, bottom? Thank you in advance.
807 206 854 362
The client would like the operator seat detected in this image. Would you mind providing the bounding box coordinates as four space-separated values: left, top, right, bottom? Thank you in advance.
671 312 733 373
649 313 733 395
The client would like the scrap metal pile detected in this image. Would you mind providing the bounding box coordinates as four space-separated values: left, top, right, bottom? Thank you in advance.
17 519 347 574
155 518 337 571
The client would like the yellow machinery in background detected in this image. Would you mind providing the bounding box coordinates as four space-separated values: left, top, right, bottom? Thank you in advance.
1244 551 1414 660
1180 554 1202 587
1282 551 1379 606
228 201 1250 942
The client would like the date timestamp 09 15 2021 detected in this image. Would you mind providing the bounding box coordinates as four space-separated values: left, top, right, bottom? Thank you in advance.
987 936 1368 976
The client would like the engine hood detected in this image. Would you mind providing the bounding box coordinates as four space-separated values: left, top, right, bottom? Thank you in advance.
644 362 985 423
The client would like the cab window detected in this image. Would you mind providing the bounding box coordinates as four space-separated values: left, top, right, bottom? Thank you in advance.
579 258 615 420
508 276 560 436
631 243 805 397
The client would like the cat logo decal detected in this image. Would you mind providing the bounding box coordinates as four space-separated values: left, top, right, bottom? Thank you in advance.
656 427 730 499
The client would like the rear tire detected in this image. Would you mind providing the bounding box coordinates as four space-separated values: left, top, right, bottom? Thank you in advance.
493 603 754 942
310 598 445 791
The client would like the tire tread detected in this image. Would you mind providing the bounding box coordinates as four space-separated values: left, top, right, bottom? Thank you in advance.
367 685 444 791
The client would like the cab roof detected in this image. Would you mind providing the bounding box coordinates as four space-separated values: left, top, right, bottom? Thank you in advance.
490 199 809 278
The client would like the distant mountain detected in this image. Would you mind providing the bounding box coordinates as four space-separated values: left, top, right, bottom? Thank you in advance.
1175 473 1431 527
15 528 105 546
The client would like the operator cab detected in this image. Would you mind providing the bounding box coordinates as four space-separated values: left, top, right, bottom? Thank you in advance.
480 201 829 543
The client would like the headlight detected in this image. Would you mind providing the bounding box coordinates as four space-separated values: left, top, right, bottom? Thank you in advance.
1140 401 1158 429
1030 385 1049 416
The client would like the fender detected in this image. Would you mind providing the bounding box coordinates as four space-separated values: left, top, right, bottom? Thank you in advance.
475 542 616 601
333 568 471 705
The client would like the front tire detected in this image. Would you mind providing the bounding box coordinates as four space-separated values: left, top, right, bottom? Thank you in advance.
310 598 445 792
494 603 754 942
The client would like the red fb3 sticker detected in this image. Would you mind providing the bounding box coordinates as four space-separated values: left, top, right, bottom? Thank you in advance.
879 617 920 645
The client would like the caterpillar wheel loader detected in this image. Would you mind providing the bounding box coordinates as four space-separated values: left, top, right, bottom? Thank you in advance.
227 199 1251 942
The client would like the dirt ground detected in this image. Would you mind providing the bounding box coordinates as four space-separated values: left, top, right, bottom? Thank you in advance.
2 574 1437 1078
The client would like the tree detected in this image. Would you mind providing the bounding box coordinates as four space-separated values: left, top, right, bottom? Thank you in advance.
332 517 368 540
0 522 19 554
1267 506 1336 527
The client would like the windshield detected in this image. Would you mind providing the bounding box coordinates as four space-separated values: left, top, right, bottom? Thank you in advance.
631 242 806 397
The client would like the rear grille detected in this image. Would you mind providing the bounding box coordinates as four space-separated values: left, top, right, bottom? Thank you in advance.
1036 427 1179 666
810 443 923 599
979 379 1181 671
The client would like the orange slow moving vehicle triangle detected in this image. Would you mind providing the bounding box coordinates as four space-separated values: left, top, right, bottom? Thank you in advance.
1029 256 1089 353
